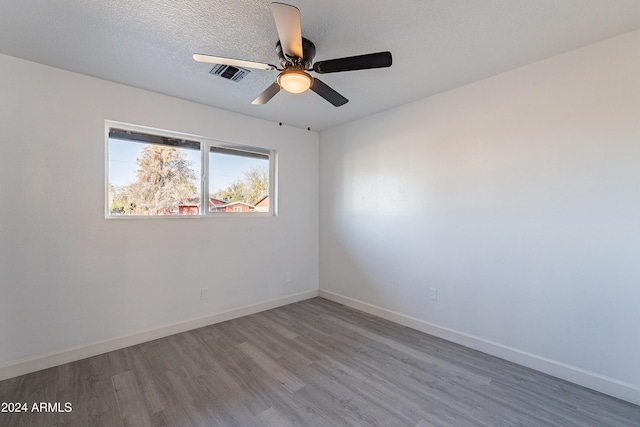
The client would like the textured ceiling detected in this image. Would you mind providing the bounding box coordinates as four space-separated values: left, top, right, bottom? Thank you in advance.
2 0 640 130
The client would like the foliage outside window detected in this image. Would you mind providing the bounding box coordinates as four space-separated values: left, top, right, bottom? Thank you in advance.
106 124 274 217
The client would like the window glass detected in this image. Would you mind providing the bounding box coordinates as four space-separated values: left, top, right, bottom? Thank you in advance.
107 129 201 216
209 147 270 214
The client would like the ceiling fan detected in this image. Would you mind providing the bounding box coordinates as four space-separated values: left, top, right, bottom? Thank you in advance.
193 2 392 107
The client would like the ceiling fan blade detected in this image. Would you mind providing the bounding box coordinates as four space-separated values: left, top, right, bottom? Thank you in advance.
271 3 303 59
193 53 276 71
313 51 392 74
310 78 348 107
251 82 281 105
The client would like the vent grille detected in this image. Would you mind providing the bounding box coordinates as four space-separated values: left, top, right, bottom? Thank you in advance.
209 64 250 82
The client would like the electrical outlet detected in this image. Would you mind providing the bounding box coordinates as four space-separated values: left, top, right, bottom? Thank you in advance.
285 273 292 283
200 288 208 300
429 287 438 301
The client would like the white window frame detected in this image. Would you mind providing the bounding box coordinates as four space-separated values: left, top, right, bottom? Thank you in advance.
105 121 277 218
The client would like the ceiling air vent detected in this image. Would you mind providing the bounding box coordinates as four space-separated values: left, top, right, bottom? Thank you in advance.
209 64 250 82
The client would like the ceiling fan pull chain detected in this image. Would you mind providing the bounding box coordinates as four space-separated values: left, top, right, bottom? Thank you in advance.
307 90 311 131
279 86 283 126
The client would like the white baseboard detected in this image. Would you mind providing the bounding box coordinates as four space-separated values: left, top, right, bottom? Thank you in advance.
0 289 319 382
318 290 640 406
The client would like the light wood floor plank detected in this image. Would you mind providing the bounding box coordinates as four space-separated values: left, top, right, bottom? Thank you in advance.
237 341 306 393
111 370 154 427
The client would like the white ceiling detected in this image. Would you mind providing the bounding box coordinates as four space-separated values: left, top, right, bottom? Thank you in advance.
2 0 640 131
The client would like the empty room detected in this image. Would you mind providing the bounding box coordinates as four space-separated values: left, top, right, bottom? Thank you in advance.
1 0 639 426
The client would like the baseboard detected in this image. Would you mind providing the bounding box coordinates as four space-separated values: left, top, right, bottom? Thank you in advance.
319 290 640 406
0 289 319 382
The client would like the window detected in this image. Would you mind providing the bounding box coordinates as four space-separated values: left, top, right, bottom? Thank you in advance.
106 122 275 217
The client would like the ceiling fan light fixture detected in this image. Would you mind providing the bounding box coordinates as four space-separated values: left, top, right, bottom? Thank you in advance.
277 69 312 93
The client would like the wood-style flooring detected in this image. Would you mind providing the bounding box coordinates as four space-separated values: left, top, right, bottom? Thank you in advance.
1 297 638 426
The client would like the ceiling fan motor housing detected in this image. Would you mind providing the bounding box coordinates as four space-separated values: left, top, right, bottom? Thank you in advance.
276 37 316 69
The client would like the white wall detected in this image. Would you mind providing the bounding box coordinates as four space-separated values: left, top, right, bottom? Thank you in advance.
0 54 318 371
320 30 640 403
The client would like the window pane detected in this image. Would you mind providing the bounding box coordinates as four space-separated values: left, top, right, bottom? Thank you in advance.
209 148 269 213
107 131 201 216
